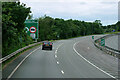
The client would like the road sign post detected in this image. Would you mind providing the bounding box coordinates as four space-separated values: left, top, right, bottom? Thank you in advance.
24 20 39 41
101 38 105 46
92 36 94 39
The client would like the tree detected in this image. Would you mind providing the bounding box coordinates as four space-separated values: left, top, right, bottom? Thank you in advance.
27 14 33 19
2 2 32 57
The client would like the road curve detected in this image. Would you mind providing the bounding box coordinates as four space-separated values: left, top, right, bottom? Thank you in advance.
105 35 118 50
2 35 118 79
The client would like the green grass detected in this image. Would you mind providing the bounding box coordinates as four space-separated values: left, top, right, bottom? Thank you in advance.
2 42 42 69
2 40 56 69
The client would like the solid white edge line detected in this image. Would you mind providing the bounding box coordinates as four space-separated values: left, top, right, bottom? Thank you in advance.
73 41 116 79
7 47 41 80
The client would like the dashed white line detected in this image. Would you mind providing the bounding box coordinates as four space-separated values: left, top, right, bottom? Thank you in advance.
55 43 63 54
55 43 64 75
55 50 57 54
61 70 64 74
7 47 41 80
73 41 116 79
57 61 59 64
55 55 57 58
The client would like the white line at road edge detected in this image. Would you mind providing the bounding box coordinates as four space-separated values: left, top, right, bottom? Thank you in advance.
73 41 116 79
7 47 41 80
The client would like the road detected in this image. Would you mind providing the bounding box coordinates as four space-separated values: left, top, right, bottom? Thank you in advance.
105 35 118 50
2 35 118 79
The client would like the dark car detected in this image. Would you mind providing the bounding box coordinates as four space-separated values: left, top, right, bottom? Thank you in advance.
42 41 53 50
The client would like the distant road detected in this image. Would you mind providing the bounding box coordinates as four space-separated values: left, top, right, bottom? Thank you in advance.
105 35 118 50
3 35 118 79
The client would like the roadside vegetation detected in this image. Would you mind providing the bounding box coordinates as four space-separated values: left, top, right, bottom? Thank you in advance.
2 1 120 57
2 2 32 57
37 15 120 41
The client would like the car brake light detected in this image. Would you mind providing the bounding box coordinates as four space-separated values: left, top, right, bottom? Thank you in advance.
43 43 45 45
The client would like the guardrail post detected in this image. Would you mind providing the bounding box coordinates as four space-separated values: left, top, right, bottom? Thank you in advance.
118 56 120 79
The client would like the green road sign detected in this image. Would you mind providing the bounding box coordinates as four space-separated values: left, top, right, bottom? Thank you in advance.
24 20 39 39
101 38 105 46
92 36 94 39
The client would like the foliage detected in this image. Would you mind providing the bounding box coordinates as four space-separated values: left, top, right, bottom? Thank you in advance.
103 21 120 33
2 2 119 57
2 2 32 57
38 16 105 41
27 14 33 19
38 16 120 41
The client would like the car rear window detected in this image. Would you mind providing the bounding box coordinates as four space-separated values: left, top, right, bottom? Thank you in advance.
44 42 50 44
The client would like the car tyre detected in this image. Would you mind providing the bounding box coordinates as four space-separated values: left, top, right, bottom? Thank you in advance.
42 46 44 50
50 46 52 50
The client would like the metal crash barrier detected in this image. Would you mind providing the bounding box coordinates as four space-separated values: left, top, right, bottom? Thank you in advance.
94 33 120 58
0 42 42 63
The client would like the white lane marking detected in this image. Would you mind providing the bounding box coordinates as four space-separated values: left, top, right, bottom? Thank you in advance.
58 43 63 48
57 61 59 64
55 43 63 54
55 50 57 54
55 55 57 58
41 45 42 49
61 70 64 74
7 47 41 80
88 47 90 50
73 41 116 79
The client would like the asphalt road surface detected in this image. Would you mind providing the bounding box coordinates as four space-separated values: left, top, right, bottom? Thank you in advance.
105 35 118 50
2 35 118 79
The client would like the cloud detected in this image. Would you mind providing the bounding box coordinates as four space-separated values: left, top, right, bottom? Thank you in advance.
20 0 119 25
100 2 117 4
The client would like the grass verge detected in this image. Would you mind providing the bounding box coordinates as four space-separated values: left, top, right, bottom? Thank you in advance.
2 42 42 69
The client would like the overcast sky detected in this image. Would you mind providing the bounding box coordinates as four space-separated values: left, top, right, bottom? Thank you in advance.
20 0 119 26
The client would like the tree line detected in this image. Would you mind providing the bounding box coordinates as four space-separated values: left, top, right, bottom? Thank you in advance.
103 22 120 32
38 16 104 41
2 2 120 57
2 2 32 57
38 15 120 41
